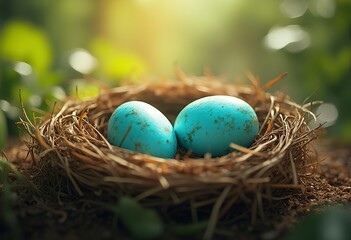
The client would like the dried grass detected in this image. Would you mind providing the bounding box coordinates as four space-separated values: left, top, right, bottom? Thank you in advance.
20 74 321 239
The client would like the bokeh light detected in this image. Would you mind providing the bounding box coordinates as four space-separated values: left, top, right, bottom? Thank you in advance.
280 0 308 18
13 62 32 76
315 103 339 128
69 48 98 75
263 25 310 52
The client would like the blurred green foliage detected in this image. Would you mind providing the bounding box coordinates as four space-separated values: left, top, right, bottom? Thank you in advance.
301 0 351 141
0 111 7 149
86 196 164 239
90 37 146 82
117 196 164 239
0 21 52 75
0 157 36 240
0 20 63 138
86 196 209 239
286 205 351 240
0 0 350 146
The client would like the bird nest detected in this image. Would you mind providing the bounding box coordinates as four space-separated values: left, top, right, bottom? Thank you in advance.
21 73 320 236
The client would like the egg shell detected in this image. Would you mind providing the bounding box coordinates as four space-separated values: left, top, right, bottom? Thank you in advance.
107 101 177 158
174 95 259 157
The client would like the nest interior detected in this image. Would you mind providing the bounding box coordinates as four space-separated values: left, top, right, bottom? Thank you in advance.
21 76 320 233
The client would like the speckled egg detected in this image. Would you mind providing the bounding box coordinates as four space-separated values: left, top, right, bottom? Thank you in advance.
107 101 177 158
174 96 259 157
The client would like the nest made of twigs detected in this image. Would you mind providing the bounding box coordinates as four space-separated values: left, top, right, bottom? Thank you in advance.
21 73 320 237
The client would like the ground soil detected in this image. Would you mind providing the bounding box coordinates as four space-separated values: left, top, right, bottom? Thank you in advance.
1 139 350 240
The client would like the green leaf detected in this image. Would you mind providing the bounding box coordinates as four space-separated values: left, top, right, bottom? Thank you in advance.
170 220 208 236
117 196 164 239
0 60 21 101
0 20 53 75
0 159 28 183
89 37 146 81
286 206 351 240
0 110 7 150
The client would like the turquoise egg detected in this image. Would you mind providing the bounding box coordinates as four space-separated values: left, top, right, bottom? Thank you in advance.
107 101 177 158
174 96 259 157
